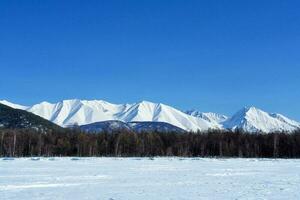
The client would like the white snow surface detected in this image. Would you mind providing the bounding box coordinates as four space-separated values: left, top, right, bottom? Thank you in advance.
1 99 300 133
1 157 300 200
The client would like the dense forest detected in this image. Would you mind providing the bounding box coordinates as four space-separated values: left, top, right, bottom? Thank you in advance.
1 128 300 158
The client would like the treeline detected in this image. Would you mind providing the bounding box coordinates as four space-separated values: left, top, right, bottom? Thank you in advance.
1 128 300 158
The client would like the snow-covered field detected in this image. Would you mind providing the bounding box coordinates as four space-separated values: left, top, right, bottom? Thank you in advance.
1 158 300 200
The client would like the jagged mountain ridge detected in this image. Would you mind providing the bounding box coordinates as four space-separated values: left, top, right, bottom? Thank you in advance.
0 100 299 133
185 110 228 123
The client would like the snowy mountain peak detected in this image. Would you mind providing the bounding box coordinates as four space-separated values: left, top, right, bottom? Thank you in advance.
138 100 156 105
223 107 300 133
244 106 263 113
39 101 53 105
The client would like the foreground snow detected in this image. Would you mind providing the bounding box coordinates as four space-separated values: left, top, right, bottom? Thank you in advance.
1 158 300 200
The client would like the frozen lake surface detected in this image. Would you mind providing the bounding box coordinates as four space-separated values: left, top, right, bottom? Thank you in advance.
1 157 300 200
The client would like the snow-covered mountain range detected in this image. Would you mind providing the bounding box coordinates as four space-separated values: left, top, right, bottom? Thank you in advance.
0 99 220 131
0 99 299 133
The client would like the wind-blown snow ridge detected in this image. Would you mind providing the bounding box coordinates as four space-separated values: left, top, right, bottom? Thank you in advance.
1 100 299 133
0 100 28 110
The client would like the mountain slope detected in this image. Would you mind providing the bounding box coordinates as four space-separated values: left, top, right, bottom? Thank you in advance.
0 100 28 110
270 113 300 128
79 120 186 133
223 107 300 133
0 103 63 132
128 121 186 133
79 120 132 133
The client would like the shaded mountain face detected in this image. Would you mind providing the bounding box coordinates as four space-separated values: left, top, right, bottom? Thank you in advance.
128 121 186 133
0 103 63 132
222 107 300 133
79 120 186 133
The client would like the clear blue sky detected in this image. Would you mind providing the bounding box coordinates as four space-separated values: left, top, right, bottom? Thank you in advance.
0 0 299 119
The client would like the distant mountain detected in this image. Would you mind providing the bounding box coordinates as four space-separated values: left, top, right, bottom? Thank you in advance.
129 121 186 133
0 103 63 132
79 120 186 133
1 100 299 133
185 110 228 123
0 99 219 131
79 120 131 133
222 107 300 133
